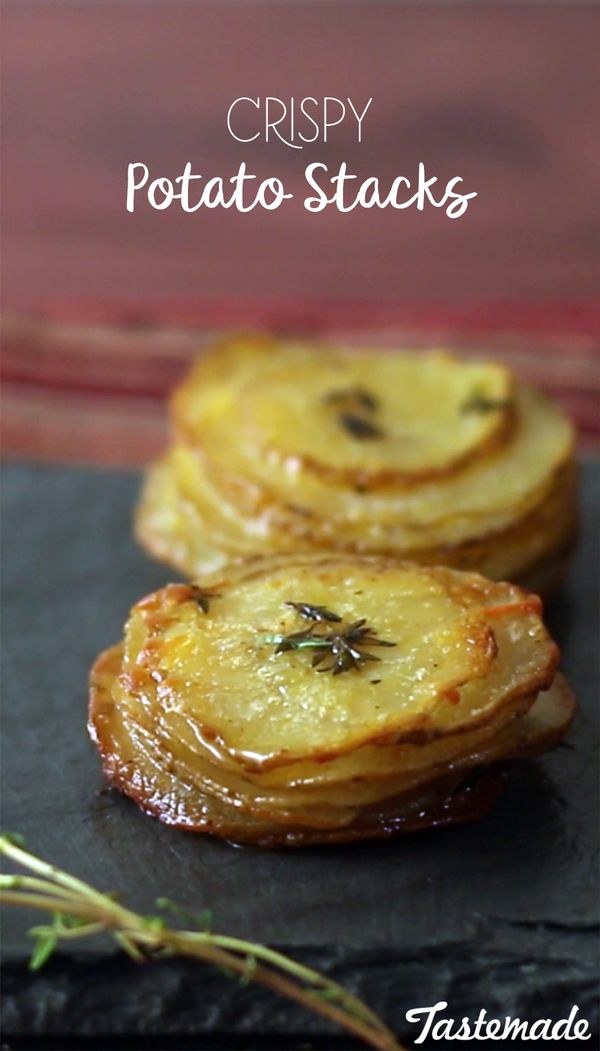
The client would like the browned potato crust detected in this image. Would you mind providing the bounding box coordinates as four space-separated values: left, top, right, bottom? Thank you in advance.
89 558 574 847
135 338 577 591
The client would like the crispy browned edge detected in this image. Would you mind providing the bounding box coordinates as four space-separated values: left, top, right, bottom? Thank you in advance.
88 623 573 850
89 645 513 847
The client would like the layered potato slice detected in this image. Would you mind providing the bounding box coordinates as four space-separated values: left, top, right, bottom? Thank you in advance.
135 337 577 590
89 557 574 846
183 343 515 488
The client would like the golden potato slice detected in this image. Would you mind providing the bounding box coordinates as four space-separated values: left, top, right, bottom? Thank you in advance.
94 559 560 775
135 415 575 588
137 337 576 587
238 348 512 488
242 604 558 788
116 563 498 766
145 693 523 814
131 571 558 808
110 674 573 818
173 338 511 473
89 635 573 847
176 385 572 547
89 644 503 843
168 338 569 527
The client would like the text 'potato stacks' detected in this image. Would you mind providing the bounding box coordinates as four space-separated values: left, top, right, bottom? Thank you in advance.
135 337 577 593
89 556 575 847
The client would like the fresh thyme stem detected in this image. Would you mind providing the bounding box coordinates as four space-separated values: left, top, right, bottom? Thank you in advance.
203 933 385 1030
1 874 91 901
158 931 397 1051
262 633 327 648
0 889 129 933
0 836 404 1051
262 604 395 676
1 838 131 916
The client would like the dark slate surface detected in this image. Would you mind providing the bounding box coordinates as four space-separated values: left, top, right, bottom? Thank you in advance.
1 461 599 1047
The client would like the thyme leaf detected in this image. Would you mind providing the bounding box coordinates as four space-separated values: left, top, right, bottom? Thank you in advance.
156 898 213 931
264 606 395 675
324 387 385 440
29 929 57 971
461 390 511 414
339 413 384 440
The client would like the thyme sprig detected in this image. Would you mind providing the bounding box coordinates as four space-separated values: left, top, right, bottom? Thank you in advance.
284 601 342 623
264 605 396 675
0 835 403 1051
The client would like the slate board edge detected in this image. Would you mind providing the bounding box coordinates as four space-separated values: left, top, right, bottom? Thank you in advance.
2 928 599 1043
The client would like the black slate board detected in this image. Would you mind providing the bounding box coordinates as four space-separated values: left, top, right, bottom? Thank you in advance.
1 461 599 1049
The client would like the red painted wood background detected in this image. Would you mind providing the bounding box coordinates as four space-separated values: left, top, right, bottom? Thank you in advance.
1 2 599 465
3 1 600 306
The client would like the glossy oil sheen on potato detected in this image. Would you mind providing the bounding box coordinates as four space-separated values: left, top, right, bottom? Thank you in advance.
88 556 573 846
118 561 501 763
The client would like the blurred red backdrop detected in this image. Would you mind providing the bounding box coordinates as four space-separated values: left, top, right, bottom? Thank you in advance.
2 1 600 307
1 2 599 467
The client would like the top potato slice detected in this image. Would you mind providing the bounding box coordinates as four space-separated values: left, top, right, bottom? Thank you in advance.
173 338 512 490
200 386 570 534
169 336 573 544
238 348 512 488
114 558 556 769
190 556 559 780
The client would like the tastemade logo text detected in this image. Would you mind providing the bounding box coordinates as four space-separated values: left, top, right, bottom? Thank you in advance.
126 96 477 219
406 1002 591 1043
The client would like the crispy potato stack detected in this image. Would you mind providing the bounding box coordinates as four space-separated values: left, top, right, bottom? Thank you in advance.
89 555 574 846
136 338 577 592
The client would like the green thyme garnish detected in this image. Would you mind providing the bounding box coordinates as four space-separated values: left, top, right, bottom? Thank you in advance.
339 413 383 440
264 605 395 676
0 836 403 1051
461 389 511 414
324 387 384 441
